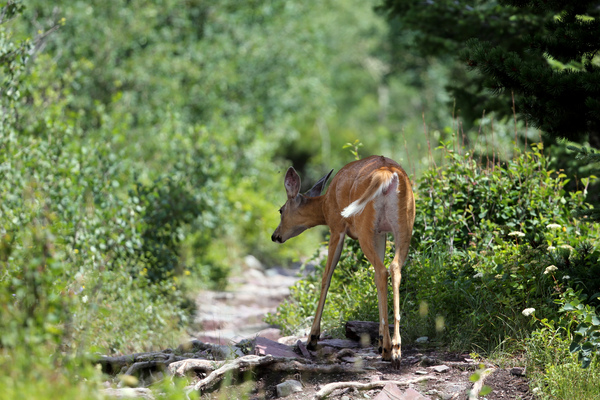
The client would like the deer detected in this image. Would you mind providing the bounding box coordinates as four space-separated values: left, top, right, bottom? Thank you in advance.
271 155 415 368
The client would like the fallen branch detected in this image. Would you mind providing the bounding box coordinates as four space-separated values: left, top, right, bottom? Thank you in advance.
314 376 437 399
123 354 176 377
186 355 279 394
185 355 364 395
270 360 358 374
469 368 495 400
168 359 224 377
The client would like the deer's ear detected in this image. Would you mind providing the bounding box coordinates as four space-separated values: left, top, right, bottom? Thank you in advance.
305 169 333 197
284 167 301 199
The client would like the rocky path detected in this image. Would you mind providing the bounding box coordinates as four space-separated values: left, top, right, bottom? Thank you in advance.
193 256 303 344
186 256 535 400
98 256 535 399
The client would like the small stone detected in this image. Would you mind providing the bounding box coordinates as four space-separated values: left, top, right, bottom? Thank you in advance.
276 379 303 397
415 336 429 344
102 388 154 399
511 367 526 376
415 370 428 375
373 382 403 400
243 255 263 270
341 396 350 400
432 365 451 373
401 388 429 400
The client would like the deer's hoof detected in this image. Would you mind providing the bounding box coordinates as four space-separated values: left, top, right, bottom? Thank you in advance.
391 344 401 369
306 334 319 351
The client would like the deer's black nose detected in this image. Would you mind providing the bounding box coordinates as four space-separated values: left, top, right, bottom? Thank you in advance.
271 233 282 243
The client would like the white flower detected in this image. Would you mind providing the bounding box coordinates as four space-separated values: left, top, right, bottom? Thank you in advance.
562 275 571 280
508 231 526 237
522 308 536 317
560 244 574 250
495 274 503 279
82 295 88 304
546 223 562 230
544 265 558 275
473 272 483 279
548 246 556 251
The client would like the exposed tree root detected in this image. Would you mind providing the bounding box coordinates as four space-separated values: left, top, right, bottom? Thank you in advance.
313 376 438 399
185 354 364 395
97 352 186 375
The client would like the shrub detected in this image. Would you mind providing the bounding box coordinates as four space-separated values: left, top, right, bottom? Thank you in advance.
268 143 600 353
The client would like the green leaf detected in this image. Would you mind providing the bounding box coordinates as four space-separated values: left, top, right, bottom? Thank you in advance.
480 385 492 396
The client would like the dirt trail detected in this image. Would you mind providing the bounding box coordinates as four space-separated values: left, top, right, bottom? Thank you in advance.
191 257 534 400
193 256 303 344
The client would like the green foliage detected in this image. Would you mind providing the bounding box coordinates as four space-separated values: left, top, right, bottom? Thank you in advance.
268 143 600 354
378 0 600 145
559 288 600 368
525 315 600 400
266 240 379 336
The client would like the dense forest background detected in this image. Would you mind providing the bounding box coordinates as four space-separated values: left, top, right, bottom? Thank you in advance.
1 0 600 398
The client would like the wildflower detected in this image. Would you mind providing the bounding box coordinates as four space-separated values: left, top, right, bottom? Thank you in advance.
562 275 570 280
473 272 483 279
522 308 536 317
508 231 525 237
559 244 573 250
184 270 191 276
544 265 558 275
495 274 503 279
548 246 555 251
82 295 88 304
546 223 562 230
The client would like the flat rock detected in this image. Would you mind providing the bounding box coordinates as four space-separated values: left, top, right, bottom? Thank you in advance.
254 336 299 358
431 365 451 373
276 379 303 397
319 338 364 349
401 388 431 400
374 383 431 400
373 382 403 400
296 340 311 358
102 388 154 399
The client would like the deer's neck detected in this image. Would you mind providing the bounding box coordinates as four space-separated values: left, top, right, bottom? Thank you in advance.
300 195 327 227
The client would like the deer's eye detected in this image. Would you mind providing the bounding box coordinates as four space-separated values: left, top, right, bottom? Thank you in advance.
278 208 283 215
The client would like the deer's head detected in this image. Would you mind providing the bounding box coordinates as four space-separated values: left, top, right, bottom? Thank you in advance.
271 167 333 243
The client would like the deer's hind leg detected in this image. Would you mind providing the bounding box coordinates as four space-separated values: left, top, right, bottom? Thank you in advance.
389 213 413 368
359 232 392 361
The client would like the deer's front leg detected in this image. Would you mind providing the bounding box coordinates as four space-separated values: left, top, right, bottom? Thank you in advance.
307 232 345 350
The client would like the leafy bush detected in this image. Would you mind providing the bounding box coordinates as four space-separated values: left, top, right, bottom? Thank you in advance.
559 288 600 368
525 307 600 400
268 143 600 354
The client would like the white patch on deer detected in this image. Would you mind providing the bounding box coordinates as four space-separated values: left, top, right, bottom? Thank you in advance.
341 173 399 218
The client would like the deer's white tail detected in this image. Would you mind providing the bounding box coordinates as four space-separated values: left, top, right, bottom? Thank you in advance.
341 170 398 218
